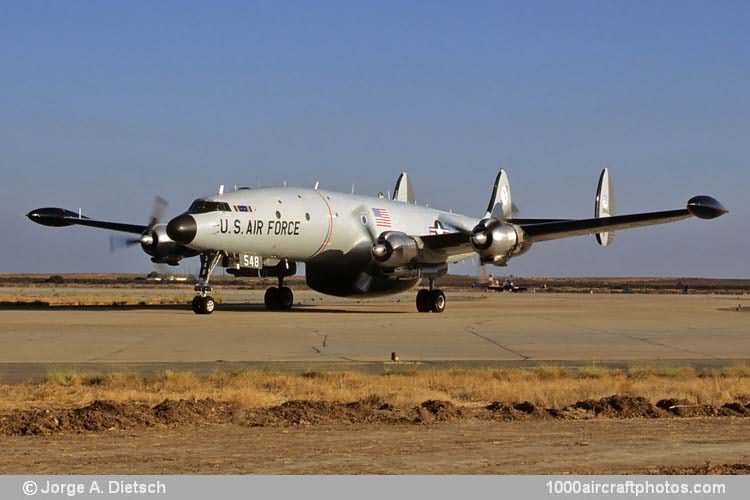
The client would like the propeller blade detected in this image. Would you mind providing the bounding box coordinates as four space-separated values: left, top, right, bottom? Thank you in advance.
109 234 141 253
152 262 170 276
147 196 168 229
478 261 489 283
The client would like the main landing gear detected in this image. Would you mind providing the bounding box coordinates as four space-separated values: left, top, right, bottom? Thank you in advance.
192 252 221 315
416 279 446 313
264 275 294 310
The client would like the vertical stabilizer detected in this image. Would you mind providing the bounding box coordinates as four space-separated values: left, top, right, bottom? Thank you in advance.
484 169 513 220
393 172 415 203
594 168 616 246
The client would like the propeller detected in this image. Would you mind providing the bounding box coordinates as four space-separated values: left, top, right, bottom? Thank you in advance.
108 196 167 254
109 234 142 252
478 258 489 283
147 196 168 230
471 256 490 286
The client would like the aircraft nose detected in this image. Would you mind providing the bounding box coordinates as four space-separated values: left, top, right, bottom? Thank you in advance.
167 214 197 244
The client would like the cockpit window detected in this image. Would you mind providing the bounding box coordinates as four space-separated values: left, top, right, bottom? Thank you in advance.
188 200 230 213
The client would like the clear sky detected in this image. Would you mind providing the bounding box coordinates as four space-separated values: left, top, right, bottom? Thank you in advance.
1 1 747 277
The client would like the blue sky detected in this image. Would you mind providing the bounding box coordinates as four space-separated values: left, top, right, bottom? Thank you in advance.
1 1 747 277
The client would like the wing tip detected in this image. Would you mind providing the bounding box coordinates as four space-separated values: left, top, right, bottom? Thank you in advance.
26 207 82 227
687 196 728 220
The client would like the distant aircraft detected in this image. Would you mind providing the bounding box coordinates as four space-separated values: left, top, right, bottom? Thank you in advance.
27 169 727 314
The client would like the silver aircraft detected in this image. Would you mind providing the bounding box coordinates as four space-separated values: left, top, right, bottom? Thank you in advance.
27 169 727 314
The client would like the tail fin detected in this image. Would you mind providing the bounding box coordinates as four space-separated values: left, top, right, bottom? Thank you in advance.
594 168 616 246
484 169 513 220
393 172 415 203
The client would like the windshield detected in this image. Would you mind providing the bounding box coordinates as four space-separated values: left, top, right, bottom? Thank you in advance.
188 200 231 214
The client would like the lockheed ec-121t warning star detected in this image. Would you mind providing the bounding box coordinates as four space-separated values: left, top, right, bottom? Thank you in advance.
27 169 727 314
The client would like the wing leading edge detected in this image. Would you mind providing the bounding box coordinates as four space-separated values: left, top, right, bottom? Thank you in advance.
518 195 727 243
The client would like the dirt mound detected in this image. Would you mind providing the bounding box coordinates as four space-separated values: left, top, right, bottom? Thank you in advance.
0 400 156 435
656 399 718 417
656 463 750 475
720 402 750 416
560 395 664 419
245 396 406 426
485 401 549 420
152 399 235 424
66 400 156 431
0 399 236 436
414 400 462 423
3 394 750 436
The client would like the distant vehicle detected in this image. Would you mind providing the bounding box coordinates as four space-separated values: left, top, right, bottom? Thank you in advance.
146 271 189 282
27 168 727 314
476 274 527 293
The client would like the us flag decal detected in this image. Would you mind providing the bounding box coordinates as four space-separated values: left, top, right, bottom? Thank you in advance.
372 207 391 228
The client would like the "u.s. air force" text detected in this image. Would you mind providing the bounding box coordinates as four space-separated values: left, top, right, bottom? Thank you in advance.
220 219 301 236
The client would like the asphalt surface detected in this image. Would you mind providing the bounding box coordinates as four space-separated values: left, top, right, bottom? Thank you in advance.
0 289 748 380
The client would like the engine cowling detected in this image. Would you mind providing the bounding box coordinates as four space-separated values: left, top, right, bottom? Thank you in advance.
371 231 421 268
141 224 188 265
470 219 528 265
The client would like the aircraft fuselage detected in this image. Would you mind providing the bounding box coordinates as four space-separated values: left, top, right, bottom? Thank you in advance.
182 187 476 296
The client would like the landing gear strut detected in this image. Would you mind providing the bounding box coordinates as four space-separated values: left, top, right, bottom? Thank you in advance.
416 278 446 313
192 252 221 315
264 273 294 311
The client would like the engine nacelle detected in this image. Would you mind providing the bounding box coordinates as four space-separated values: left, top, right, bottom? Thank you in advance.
141 224 188 265
371 231 421 268
470 220 528 265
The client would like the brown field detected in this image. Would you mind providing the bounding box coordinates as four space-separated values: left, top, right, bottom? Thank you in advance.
2 369 750 474
1 282 750 473
6 367 750 411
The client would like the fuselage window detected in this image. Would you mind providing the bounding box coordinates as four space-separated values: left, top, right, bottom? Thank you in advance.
305 212 310 221
275 211 281 219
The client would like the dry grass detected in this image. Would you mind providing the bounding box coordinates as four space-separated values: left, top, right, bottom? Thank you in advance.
2 367 750 411
0 286 199 306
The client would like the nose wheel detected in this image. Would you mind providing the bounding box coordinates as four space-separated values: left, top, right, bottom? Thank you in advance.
192 295 216 315
416 288 446 313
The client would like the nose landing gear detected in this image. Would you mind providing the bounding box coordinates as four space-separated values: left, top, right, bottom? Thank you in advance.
416 279 446 313
192 252 221 315
264 275 294 310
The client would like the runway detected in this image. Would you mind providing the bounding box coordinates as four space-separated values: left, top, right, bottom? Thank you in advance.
0 289 748 380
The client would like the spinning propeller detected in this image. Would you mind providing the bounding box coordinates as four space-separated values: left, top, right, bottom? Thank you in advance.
109 196 168 253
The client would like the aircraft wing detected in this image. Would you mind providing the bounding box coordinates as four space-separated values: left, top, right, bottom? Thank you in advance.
420 232 471 251
27 207 147 234
518 196 727 243
416 196 726 261
519 196 727 242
